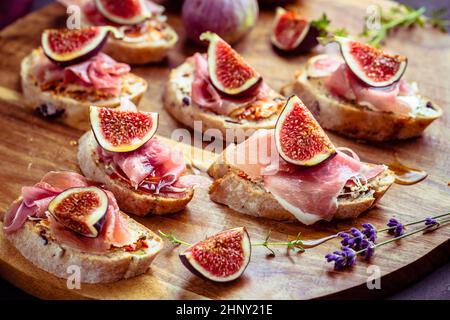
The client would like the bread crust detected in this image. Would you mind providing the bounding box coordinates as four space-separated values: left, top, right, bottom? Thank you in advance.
3 200 163 284
207 145 395 223
281 63 443 141
163 59 283 142
21 49 148 131
78 132 194 216
103 26 178 65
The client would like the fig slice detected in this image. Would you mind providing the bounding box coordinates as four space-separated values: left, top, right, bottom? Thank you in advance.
332 36 407 87
90 106 159 153
200 32 262 96
47 187 109 238
95 0 151 25
41 26 120 66
275 95 336 166
271 7 319 53
179 227 251 282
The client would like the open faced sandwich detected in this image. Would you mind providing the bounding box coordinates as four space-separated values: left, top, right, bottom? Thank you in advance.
21 26 147 130
78 99 201 216
208 95 395 225
282 37 442 141
1 171 163 283
164 32 286 141
59 0 178 64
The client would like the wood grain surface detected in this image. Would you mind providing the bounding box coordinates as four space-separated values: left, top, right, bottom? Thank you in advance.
0 0 449 299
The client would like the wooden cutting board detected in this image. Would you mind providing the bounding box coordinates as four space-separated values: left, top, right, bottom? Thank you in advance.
0 0 449 300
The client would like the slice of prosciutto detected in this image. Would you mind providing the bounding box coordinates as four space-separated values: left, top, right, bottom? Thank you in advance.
191 53 271 116
98 137 187 190
3 171 138 253
307 55 418 116
96 99 205 194
224 130 386 225
33 51 130 96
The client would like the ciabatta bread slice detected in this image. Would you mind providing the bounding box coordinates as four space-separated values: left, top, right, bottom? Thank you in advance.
281 58 442 141
103 26 178 65
3 199 163 284
164 58 285 141
57 0 178 65
78 131 194 216
21 49 147 131
208 145 395 222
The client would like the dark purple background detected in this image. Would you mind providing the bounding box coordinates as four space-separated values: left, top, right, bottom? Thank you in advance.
0 0 449 300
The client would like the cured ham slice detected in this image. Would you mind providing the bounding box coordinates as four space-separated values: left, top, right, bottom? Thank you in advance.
3 172 138 253
64 53 130 95
34 51 130 95
191 53 269 116
308 55 416 116
225 129 386 224
98 137 187 190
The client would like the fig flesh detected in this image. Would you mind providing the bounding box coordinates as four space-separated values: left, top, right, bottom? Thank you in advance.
47 187 109 238
271 7 319 53
275 95 336 166
41 26 118 66
90 106 158 153
179 227 251 282
95 0 150 25
334 37 407 87
200 32 262 96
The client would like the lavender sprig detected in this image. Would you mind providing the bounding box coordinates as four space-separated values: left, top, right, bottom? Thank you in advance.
326 218 450 270
325 247 357 270
386 218 405 237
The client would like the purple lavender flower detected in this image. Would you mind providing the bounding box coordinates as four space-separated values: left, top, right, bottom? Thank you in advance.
359 238 375 260
425 217 438 226
387 218 405 237
339 227 365 249
362 223 377 242
325 247 356 270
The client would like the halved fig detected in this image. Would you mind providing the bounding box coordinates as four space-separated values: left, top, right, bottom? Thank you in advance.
179 227 251 282
47 187 109 238
271 7 319 53
200 32 262 96
275 95 336 166
90 106 158 153
333 37 407 87
95 0 150 25
42 26 119 66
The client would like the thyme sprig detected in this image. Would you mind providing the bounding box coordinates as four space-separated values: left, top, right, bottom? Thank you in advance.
360 4 449 47
158 230 191 247
311 13 349 38
252 230 305 255
158 229 305 255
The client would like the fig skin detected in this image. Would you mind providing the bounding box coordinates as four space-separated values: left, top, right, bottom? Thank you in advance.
47 187 109 238
42 27 110 67
179 227 252 282
272 25 320 56
201 32 262 96
275 95 336 166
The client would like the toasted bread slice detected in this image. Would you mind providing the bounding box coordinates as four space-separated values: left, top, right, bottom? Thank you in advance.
103 25 178 65
164 59 285 141
281 59 443 141
21 49 148 131
208 145 395 222
3 199 163 284
78 131 194 216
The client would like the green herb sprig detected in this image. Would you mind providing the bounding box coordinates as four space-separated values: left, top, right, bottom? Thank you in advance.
158 229 305 256
360 4 449 47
